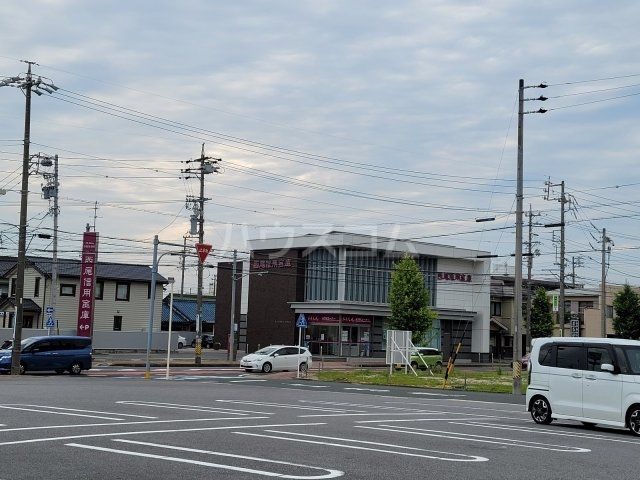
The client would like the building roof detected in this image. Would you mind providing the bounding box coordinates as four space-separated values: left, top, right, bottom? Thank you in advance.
0 297 41 312
162 295 216 324
0 256 167 284
247 231 490 259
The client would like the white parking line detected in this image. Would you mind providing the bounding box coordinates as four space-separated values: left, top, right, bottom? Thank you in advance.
357 425 591 453
67 440 344 479
343 387 390 393
0 405 123 421
16 405 157 419
0 420 324 446
216 400 362 413
229 379 267 383
116 401 271 416
288 384 328 388
410 392 466 397
235 430 488 462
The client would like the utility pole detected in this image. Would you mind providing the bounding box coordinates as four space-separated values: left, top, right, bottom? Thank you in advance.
525 205 540 353
40 154 59 334
601 229 612 337
545 179 569 336
513 78 547 395
229 249 237 361
569 256 583 288
180 235 187 296
1 63 58 374
182 145 220 365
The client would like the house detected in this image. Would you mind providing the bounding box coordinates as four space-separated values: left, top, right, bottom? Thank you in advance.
0 255 166 333
161 293 216 333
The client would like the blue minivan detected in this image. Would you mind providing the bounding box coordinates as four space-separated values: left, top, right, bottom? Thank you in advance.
0 336 92 375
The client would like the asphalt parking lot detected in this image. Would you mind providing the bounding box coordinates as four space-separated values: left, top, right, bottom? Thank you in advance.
1 374 639 479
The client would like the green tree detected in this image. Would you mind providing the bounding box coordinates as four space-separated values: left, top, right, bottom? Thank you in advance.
529 287 555 338
388 255 437 344
613 284 640 339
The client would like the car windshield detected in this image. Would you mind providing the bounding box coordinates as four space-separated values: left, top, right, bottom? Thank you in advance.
253 347 279 356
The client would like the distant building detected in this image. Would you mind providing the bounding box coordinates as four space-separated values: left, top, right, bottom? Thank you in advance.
215 232 492 360
161 293 216 333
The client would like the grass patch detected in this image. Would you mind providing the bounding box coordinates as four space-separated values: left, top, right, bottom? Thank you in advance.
314 368 528 394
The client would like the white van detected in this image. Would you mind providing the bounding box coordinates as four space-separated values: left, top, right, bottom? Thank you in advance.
526 337 640 436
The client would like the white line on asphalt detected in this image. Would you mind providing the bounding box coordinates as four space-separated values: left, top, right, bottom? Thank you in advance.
229 379 267 383
235 430 488 462
0 420 328 446
0 405 123 421
383 400 528 415
14 405 157 419
298 412 455 418
299 400 435 411
410 392 466 397
343 387 389 393
67 441 344 479
454 421 640 444
357 425 591 452
215 400 362 413
288 384 328 388
116 400 272 416
354 413 528 423
117 369 137 371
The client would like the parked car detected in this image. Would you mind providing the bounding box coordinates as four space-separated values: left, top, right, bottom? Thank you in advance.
1 340 11 350
526 336 640 436
190 334 217 349
410 347 443 371
177 335 186 349
521 353 531 371
0 336 92 375
240 345 312 373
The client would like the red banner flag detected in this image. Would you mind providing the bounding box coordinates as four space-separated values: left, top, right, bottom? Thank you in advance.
77 231 99 337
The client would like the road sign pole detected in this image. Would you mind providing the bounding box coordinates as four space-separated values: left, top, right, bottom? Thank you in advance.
297 326 302 379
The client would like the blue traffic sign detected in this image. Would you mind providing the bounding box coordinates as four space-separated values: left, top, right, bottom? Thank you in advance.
46 317 55 328
296 314 307 328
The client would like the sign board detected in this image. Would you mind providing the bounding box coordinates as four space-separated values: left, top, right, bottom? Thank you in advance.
77 231 98 337
46 317 55 328
195 243 212 263
570 313 580 337
45 306 54 315
551 294 559 312
296 313 307 328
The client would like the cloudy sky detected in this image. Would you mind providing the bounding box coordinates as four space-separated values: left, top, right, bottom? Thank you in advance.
1 0 639 292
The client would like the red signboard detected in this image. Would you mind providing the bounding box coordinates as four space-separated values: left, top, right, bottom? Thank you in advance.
437 272 472 283
195 243 212 263
77 231 99 337
306 314 373 325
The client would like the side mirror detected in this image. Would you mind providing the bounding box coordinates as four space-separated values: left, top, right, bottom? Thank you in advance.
601 363 616 373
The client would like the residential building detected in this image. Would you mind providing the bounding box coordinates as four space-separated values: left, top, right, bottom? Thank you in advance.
161 293 216 333
0 256 166 333
215 232 491 360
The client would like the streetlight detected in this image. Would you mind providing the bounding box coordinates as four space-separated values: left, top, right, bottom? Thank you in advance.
165 277 175 380
0 62 58 375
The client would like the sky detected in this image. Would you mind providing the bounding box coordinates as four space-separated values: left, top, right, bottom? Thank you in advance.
1 0 639 293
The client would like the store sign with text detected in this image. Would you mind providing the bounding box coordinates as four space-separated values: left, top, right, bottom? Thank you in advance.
306 314 373 325
77 231 99 337
252 258 293 270
437 272 472 283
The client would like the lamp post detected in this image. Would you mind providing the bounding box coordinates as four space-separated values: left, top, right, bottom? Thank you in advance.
165 276 175 380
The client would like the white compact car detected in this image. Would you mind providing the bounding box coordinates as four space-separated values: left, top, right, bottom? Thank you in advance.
526 336 640 436
240 345 312 373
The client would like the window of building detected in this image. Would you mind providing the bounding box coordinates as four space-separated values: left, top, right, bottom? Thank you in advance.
113 315 122 331
115 282 130 301
490 301 502 316
578 301 594 314
95 281 104 300
60 284 76 297
606 305 614 318
10 278 16 297
34 277 40 297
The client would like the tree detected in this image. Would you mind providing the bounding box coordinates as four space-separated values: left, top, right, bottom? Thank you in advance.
529 287 554 338
388 255 437 344
613 284 640 339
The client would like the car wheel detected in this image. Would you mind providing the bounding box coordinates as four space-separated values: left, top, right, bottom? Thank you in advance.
627 405 640 436
410 361 418 370
55 368 65 375
213 342 221 350
69 362 82 375
299 362 308 374
531 396 553 424
178 342 184 349
262 362 272 373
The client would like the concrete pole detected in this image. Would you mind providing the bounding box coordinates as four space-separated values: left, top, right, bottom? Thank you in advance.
525 204 533 354
228 249 237 361
513 79 524 395
601 228 607 338
145 235 159 379
559 181 566 336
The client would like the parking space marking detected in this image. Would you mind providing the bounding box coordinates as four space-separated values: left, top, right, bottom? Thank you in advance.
299 412 456 418
410 392 466 397
235 430 488 462
0 405 123 421
354 413 529 423
300 400 440 412
230 379 268 383
455 421 640 445
67 440 344 479
384 400 527 415
288 384 329 388
17 405 158 419
0 420 325 447
216 400 363 413
343 387 390 393
357 425 591 452
116 401 269 416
